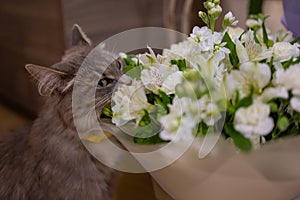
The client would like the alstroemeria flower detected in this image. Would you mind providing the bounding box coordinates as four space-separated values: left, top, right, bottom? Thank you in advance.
273 64 300 112
141 64 183 95
273 42 299 62
234 101 274 140
160 97 200 141
273 30 294 42
160 95 221 141
139 46 169 66
274 64 300 95
225 62 271 98
259 87 289 102
112 80 148 126
227 27 244 41
235 30 273 63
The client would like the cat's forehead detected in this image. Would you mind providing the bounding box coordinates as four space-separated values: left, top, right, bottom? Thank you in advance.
50 44 123 81
49 45 91 74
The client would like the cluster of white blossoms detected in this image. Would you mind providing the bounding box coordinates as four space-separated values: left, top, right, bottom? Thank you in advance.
112 80 148 126
159 95 221 141
111 0 300 150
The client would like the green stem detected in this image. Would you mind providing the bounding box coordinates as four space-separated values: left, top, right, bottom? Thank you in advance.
210 19 215 33
248 0 264 15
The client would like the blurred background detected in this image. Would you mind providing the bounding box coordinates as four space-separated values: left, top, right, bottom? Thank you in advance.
0 0 285 199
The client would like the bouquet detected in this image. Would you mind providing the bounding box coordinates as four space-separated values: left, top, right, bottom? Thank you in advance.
105 0 300 153
92 0 300 199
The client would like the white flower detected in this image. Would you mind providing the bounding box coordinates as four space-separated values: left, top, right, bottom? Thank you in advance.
224 11 238 26
190 26 214 51
246 18 262 29
208 5 222 16
234 101 274 140
273 64 300 112
236 30 273 63
159 95 221 141
274 64 300 95
159 97 200 141
273 42 300 62
273 30 293 42
212 32 230 55
163 40 194 60
139 46 169 66
227 27 244 41
259 87 289 102
291 97 300 112
141 64 183 95
202 100 222 126
112 80 148 126
226 62 271 98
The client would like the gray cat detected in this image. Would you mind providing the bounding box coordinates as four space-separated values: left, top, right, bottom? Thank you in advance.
0 25 123 200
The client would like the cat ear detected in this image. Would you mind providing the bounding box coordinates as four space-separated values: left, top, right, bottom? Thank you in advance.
72 24 92 46
25 64 70 96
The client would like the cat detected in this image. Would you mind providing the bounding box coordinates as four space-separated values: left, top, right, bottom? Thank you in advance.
0 24 124 200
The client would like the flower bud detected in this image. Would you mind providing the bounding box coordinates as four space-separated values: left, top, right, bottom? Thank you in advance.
205 2 215 9
222 11 238 29
213 0 220 5
199 11 209 25
208 5 222 18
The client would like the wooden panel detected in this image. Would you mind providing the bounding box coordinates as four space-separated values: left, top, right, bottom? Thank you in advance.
0 0 64 115
61 0 164 46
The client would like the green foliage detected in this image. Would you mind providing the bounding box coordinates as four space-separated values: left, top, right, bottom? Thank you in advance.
195 122 209 137
235 96 253 110
224 124 252 151
262 20 273 48
171 59 187 71
123 55 143 79
222 32 239 68
133 133 169 145
248 0 264 15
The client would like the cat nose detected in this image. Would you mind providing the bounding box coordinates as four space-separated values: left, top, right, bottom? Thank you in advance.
118 74 132 85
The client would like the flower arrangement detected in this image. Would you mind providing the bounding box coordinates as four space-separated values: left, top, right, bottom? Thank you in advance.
105 0 300 151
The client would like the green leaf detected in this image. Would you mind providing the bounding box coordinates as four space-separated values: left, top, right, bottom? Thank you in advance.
235 96 253 110
134 114 167 145
224 124 252 151
146 93 156 104
291 36 300 45
170 60 177 65
125 65 143 79
195 122 209 137
282 58 294 69
123 54 137 65
170 59 187 71
178 59 187 71
159 90 171 105
222 32 239 68
262 21 271 48
139 110 151 127
134 133 168 145
154 96 169 113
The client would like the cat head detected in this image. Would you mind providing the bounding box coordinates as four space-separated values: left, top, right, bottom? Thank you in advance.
26 25 125 130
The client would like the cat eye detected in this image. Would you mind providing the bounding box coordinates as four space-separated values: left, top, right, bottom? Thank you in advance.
97 78 114 87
